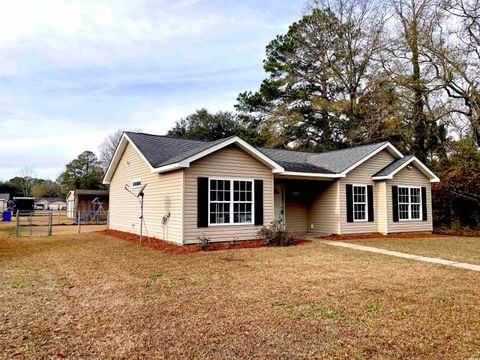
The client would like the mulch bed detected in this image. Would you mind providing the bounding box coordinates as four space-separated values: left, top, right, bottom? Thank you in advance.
100 230 309 254
316 232 448 241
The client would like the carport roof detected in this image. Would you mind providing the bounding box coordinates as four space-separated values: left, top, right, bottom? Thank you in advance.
74 190 109 196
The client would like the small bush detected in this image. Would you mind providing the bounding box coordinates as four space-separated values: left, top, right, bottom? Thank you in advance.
197 233 210 251
257 221 294 246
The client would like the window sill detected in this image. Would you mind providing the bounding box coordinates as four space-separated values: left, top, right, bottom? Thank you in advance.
208 222 255 227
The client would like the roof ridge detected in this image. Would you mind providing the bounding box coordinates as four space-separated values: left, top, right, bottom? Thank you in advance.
258 141 390 156
125 131 209 143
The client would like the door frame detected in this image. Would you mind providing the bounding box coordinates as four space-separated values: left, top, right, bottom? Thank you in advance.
274 184 286 226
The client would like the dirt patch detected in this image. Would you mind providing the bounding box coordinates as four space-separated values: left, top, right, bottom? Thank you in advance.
100 229 309 254
316 232 447 241
53 224 106 235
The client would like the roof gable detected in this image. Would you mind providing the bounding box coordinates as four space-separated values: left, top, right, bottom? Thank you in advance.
373 156 440 182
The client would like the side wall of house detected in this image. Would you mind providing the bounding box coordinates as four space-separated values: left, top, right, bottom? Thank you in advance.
339 150 396 234
183 145 273 244
307 181 340 234
109 143 184 244
386 167 433 233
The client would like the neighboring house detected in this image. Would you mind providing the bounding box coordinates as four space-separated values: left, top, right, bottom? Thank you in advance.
0 193 10 211
49 200 67 210
66 190 109 218
35 197 67 210
103 131 439 245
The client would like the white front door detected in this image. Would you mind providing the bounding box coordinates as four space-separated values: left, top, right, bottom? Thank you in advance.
274 184 285 225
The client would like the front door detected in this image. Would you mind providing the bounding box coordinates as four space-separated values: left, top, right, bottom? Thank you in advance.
274 184 285 226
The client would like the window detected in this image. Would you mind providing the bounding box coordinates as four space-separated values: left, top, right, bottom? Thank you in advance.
353 185 367 221
398 186 421 220
132 180 142 187
209 179 253 225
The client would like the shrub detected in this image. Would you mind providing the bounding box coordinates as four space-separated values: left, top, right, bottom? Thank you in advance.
197 233 210 251
257 221 294 246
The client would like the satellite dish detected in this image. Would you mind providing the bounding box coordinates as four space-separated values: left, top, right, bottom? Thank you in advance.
137 184 147 197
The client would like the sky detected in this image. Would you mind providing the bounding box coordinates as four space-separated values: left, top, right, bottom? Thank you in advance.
0 0 306 181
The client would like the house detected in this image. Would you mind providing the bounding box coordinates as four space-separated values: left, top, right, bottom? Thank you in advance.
103 131 439 245
0 193 10 211
35 197 67 210
66 189 109 219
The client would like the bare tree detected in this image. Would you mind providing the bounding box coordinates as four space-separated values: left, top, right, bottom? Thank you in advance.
311 0 388 119
98 129 142 171
98 130 123 171
428 0 480 146
16 166 37 197
380 0 449 161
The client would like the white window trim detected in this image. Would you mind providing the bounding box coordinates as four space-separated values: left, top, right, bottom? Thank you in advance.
208 177 255 226
132 179 142 188
352 184 368 222
398 186 422 221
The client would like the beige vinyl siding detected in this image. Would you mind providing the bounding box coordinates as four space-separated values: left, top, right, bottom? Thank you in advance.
109 143 184 244
386 166 433 233
340 150 395 234
376 181 388 233
307 181 340 234
285 195 307 233
183 145 273 244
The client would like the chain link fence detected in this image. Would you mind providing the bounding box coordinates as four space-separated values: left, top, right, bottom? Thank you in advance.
14 210 109 237
15 211 52 236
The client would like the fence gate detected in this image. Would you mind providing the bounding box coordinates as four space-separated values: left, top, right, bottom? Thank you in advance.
16 211 52 237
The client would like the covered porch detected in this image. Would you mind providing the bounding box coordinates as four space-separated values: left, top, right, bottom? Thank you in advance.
273 177 340 235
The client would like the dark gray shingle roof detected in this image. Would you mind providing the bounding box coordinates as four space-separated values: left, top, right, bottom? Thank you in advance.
125 132 394 174
373 155 414 177
258 141 391 174
126 132 218 168
75 189 109 196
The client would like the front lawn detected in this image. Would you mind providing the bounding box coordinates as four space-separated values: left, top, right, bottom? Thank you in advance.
348 236 480 264
0 232 479 358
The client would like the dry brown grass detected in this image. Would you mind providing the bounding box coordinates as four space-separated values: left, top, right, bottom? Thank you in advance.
348 236 480 264
0 232 479 359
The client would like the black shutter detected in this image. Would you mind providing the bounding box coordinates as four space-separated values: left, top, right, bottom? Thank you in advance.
392 185 399 222
421 187 427 221
254 180 263 226
197 177 209 228
346 184 353 223
367 185 374 222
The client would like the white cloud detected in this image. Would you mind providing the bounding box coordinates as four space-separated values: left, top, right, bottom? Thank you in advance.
0 0 244 72
0 0 305 181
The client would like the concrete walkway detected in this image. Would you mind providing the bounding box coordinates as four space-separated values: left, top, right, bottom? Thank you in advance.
316 239 480 272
